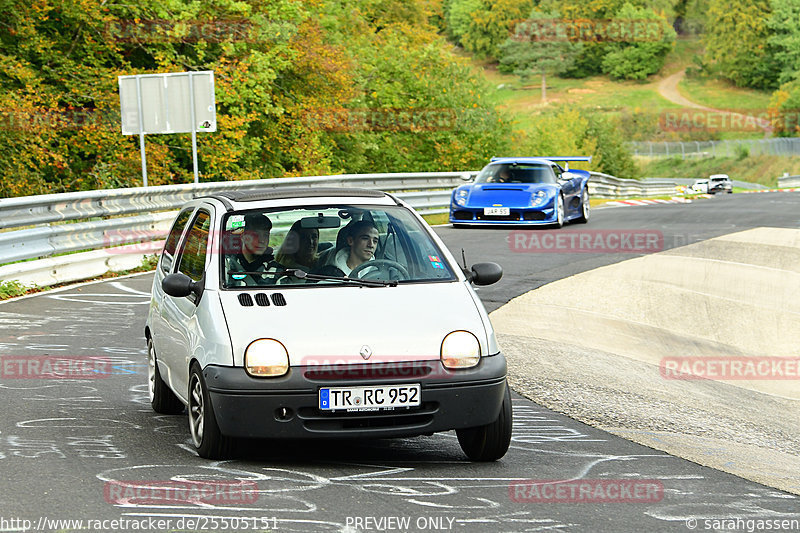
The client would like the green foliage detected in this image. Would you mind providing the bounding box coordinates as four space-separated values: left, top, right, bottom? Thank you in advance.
768 80 800 137
513 107 637 178
703 0 779 90
766 0 800 86
682 0 710 34
498 12 582 88
447 0 482 41
585 114 639 177
0 280 28 300
0 0 514 198
599 4 676 80
459 0 535 59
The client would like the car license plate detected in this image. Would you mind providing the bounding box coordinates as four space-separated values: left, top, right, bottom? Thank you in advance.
484 207 510 216
319 384 421 411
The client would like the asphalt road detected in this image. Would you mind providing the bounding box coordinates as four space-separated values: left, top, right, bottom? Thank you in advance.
0 192 799 533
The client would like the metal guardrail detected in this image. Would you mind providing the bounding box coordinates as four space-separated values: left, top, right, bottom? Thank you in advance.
778 175 800 188
589 173 677 198
0 172 677 288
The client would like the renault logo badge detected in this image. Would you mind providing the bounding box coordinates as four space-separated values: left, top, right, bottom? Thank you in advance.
360 345 372 360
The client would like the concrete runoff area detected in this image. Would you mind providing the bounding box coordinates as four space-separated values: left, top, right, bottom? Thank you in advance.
491 227 800 495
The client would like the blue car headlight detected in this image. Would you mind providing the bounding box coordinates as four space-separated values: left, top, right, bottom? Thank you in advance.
529 190 548 207
454 189 470 207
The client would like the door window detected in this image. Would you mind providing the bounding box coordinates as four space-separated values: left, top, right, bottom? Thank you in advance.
177 210 211 282
160 209 194 274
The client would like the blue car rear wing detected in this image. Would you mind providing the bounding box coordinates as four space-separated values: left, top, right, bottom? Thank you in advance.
490 156 592 163
490 156 592 171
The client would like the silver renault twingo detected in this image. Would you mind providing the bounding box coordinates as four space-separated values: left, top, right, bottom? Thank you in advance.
145 187 511 460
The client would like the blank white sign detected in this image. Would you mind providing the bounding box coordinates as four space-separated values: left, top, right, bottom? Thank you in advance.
119 71 216 135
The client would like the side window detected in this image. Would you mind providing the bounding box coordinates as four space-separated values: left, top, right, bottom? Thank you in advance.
160 209 193 274
177 210 211 282
552 165 562 180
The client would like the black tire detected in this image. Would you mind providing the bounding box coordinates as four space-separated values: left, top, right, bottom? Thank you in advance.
147 338 185 415
575 189 590 224
553 194 565 228
456 381 512 461
188 363 233 459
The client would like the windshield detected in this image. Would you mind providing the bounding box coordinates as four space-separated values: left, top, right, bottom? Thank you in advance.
220 205 456 288
474 163 556 184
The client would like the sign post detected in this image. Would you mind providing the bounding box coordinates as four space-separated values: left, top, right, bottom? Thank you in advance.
119 71 216 186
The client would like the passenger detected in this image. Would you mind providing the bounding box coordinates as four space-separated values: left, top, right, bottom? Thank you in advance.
275 220 320 272
315 220 379 277
226 213 277 286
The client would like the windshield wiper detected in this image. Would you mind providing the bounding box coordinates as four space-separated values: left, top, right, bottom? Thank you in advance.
229 269 398 287
281 268 398 287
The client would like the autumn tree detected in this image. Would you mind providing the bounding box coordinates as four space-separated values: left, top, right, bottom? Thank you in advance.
703 0 779 89
499 12 582 102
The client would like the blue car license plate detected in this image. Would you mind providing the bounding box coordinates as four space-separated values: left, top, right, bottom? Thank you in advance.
319 384 421 411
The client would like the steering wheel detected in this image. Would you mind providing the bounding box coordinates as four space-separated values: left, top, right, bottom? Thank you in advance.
349 259 409 281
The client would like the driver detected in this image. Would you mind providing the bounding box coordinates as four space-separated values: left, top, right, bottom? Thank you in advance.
226 213 281 286
316 220 379 277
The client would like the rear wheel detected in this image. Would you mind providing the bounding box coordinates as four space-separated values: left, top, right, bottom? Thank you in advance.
457 382 512 461
147 338 184 415
188 363 233 459
575 189 590 224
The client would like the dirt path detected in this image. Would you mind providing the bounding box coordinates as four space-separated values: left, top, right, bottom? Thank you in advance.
657 69 771 136
657 69 716 111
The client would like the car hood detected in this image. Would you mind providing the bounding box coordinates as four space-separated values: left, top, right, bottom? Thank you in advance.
219 282 494 367
465 184 555 208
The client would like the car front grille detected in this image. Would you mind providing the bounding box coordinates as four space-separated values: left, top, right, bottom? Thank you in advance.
298 402 438 432
476 212 520 221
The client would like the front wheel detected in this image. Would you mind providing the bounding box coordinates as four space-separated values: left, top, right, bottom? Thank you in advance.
188 363 233 459
553 195 565 228
575 189 590 224
456 382 512 461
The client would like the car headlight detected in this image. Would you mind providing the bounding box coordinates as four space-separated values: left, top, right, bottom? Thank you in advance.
454 189 470 207
529 190 548 207
245 339 289 377
441 331 480 369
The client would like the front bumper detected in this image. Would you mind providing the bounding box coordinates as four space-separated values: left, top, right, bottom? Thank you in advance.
449 203 556 224
204 353 507 439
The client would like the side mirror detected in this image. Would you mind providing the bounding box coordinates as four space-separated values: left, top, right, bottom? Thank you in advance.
162 273 204 300
560 171 575 181
461 173 473 182
465 262 503 286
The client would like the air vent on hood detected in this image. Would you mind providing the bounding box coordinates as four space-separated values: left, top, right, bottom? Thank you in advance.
254 293 271 307
271 293 287 306
484 187 524 191
238 293 254 306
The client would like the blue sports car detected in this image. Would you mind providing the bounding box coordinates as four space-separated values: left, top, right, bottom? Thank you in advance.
449 157 592 227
